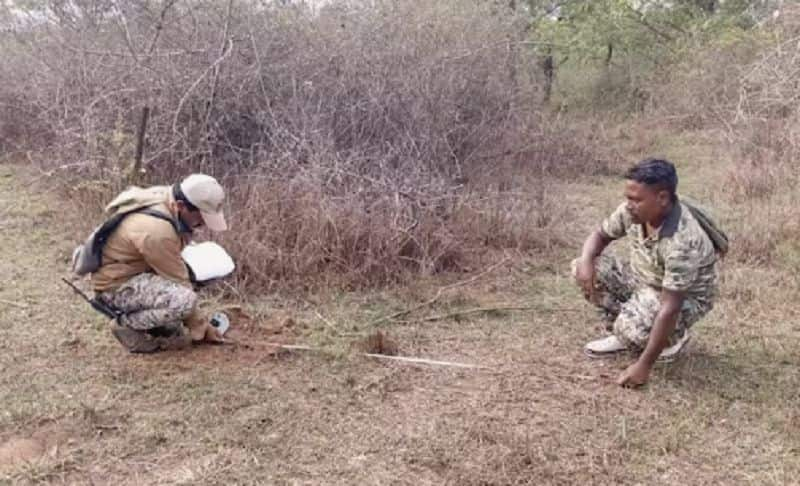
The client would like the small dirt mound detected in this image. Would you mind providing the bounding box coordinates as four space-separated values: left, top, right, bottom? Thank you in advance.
0 437 46 469
359 330 399 356
0 422 73 472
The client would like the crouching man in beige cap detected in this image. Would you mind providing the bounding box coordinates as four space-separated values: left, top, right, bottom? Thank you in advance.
90 174 229 353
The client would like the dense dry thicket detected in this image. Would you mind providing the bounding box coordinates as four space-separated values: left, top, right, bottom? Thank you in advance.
5 1 797 287
0 0 615 291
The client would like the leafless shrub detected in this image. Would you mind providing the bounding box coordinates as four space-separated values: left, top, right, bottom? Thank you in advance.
0 0 616 291
725 119 798 201
723 118 800 265
706 6 800 265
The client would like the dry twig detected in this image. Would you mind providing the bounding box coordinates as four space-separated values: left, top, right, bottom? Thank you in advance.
421 304 584 322
230 339 487 369
0 299 29 309
370 257 510 326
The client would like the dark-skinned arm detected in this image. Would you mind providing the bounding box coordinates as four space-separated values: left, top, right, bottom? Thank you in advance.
617 288 685 387
640 288 684 366
576 230 614 300
580 229 613 262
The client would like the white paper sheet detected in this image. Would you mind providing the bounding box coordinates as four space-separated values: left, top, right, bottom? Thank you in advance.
181 242 235 282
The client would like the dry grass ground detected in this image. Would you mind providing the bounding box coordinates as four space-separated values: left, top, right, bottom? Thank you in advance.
1 128 800 485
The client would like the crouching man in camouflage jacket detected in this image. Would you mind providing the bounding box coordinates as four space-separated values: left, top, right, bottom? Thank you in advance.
572 158 719 387
92 174 228 353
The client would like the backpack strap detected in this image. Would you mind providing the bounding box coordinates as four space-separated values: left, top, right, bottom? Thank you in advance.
96 207 182 267
137 207 181 235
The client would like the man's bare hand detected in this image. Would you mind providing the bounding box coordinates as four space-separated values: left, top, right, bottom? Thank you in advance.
203 323 225 343
616 360 651 388
575 257 596 302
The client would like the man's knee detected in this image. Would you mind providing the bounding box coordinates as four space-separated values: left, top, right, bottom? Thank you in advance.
138 274 197 320
127 277 198 326
612 290 659 348
170 285 198 321
612 313 650 349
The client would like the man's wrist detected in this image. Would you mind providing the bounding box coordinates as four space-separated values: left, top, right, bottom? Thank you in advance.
637 353 658 369
639 335 669 366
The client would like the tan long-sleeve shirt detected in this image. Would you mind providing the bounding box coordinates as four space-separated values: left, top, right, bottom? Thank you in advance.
91 203 191 293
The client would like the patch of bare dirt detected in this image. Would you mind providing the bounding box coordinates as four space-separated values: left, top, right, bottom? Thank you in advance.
170 309 305 368
0 422 74 472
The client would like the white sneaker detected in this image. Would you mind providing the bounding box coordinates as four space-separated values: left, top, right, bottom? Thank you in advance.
657 331 692 363
584 335 628 359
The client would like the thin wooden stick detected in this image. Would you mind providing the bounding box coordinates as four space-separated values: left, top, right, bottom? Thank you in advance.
145 0 179 57
370 293 443 326
172 39 234 135
314 310 340 335
370 257 509 326
227 339 486 369
204 0 235 132
131 105 149 182
113 2 139 64
0 298 29 309
421 305 535 322
438 257 510 293
363 353 488 369
421 304 584 322
223 338 314 352
264 343 315 351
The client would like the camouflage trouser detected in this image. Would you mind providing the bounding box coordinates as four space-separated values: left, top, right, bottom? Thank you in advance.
571 255 713 350
96 273 198 331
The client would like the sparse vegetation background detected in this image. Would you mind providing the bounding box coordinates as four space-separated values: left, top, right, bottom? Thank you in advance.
0 0 622 292
2 1 800 483
2 0 795 290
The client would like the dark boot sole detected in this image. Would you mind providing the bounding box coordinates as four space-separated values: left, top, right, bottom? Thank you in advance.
111 326 161 354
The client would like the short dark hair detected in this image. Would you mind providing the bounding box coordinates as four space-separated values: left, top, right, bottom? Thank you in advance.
624 158 678 200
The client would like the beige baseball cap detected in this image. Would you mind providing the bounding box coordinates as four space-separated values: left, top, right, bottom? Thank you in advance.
180 174 228 232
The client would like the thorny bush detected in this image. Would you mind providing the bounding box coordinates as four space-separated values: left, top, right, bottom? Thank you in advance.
0 0 615 291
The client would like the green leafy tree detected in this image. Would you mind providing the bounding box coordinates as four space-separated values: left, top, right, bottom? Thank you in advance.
524 0 772 108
